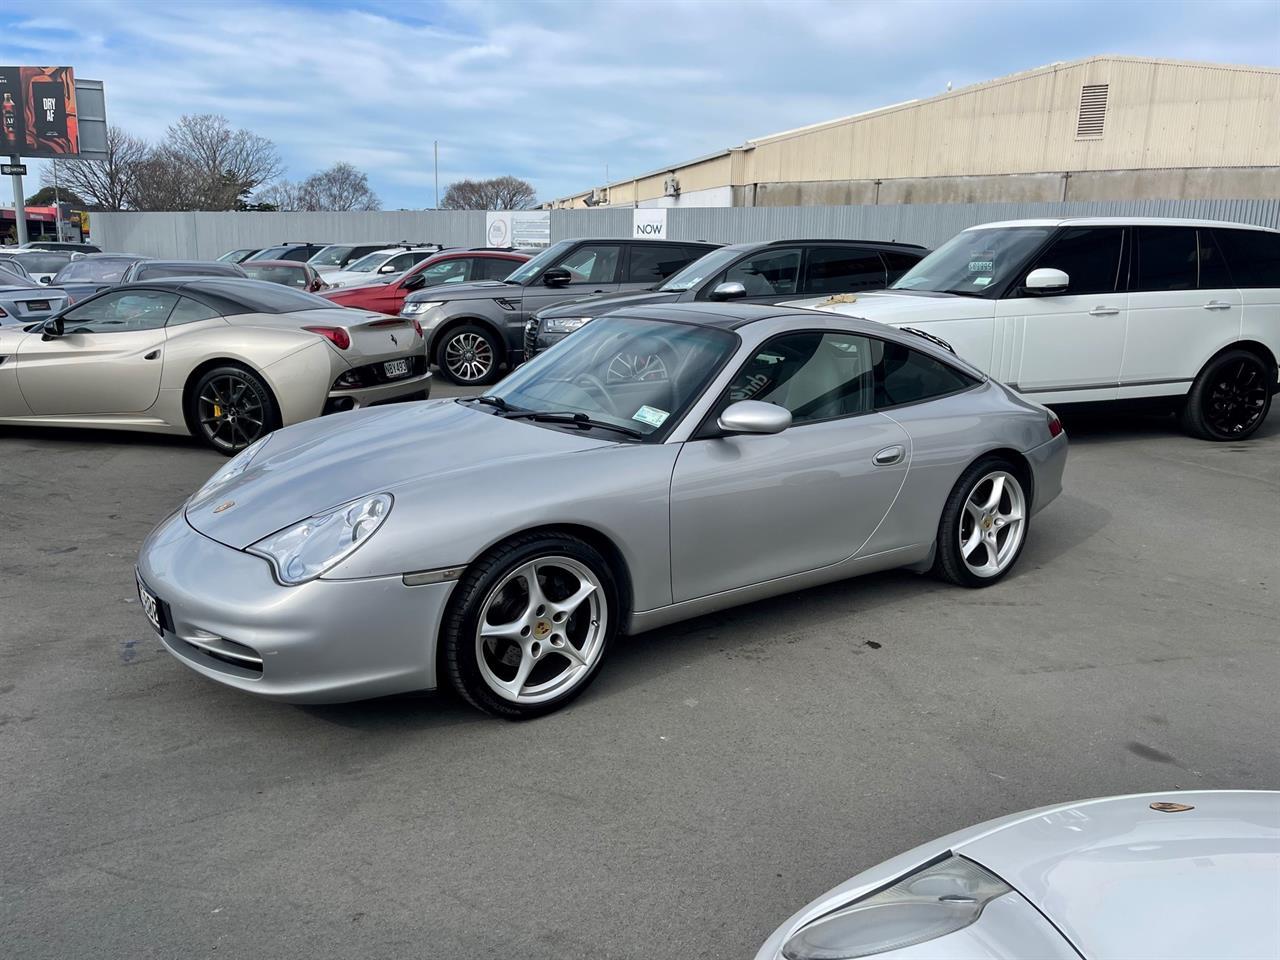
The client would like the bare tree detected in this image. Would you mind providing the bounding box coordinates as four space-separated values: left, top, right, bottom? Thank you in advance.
251 180 303 212
135 114 283 211
40 125 148 210
296 162 381 211
441 176 536 210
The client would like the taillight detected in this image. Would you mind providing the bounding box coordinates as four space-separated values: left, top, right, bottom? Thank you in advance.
303 325 350 350
410 318 422 338
0 306 7 317
1047 412 1063 438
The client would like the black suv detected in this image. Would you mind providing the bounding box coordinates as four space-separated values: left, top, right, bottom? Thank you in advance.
401 237 717 384
245 242 330 263
526 239 927 359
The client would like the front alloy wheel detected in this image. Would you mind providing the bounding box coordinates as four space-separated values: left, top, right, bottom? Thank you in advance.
439 324 500 385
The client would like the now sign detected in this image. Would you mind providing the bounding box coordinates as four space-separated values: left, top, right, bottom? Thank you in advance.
632 209 667 240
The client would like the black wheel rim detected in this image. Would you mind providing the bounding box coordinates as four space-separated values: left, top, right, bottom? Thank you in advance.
197 374 266 452
1204 358 1267 436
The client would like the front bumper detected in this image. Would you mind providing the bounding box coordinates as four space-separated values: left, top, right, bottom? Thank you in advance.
137 508 456 703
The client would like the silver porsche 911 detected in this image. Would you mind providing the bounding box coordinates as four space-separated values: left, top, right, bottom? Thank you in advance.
136 303 1067 718
0 277 431 453
756 790 1280 960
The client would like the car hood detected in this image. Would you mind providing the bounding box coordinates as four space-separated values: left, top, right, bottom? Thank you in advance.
784 289 995 326
538 289 678 320
185 399 612 550
403 279 517 304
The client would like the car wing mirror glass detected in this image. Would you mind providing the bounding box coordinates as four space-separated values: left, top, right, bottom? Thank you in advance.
402 273 426 290
709 280 747 301
542 266 572 287
717 400 791 435
41 316 65 340
1023 267 1069 295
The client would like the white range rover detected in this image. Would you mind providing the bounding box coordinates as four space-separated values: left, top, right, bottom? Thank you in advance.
787 218 1279 440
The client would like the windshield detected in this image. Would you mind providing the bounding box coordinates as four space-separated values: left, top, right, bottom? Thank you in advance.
502 240 575 284
658 246 745 292
309 245 356 267
242 264 307 287
891 227 1052 296
343 252 393 274
12 253 72 274
53 258 135 283
486 315 736 439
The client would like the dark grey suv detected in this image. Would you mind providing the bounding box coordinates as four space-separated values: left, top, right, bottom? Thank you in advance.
401 237 717 384
525 239 928 359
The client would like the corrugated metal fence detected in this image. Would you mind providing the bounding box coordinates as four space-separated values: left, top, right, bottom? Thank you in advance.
94 198 1280 258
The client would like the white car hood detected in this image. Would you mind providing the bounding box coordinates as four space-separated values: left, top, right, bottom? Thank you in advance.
785 290 994 327
324 268 393 288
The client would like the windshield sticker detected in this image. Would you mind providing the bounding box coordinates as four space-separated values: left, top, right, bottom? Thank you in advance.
973 276 992 286
968 251 995 274
631 405 669 428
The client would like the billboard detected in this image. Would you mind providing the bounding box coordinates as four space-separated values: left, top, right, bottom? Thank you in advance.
485 210 551 249
0 66 80 157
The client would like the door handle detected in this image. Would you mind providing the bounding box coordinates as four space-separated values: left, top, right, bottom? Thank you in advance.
1203 300 1232 310
144 350 160 360
873 445 905 466
1088 306 1120 316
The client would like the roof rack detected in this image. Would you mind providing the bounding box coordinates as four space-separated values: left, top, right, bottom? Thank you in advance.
468 245 520 251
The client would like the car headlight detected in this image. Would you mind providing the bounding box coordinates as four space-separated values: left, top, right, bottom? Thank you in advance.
542 316 593 334
193 436 270 501
249 493 393 586
781 856 1011 960
401 300 443 316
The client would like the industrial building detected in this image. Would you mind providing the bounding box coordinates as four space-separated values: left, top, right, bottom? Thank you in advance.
546 56 1279 209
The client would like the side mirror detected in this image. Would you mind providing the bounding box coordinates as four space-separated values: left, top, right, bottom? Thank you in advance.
378 263 396 274
709 280 746 302
41 316 64 340
40 276 52 284
1023 267 1069 294
309 278 324 292
542 266 572 287
717 400 791 436
402 272 426 290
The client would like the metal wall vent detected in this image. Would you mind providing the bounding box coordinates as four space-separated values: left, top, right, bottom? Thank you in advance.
1076 84 1109 139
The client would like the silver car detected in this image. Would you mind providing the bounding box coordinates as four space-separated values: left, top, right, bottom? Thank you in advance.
757 790 1280 960
0 271 68 326
137 304 1067 717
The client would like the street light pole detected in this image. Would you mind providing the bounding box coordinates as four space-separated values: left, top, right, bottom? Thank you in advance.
434 140 439 210
8 153 27 245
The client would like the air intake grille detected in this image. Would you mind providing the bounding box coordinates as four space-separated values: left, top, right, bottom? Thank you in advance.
1076 84 1109 139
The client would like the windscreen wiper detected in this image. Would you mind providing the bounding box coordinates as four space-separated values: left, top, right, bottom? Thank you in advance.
463 395 512 411
502 410 644 439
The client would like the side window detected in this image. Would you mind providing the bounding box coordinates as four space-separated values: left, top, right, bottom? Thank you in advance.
558 244 622 284
1213 229 1280 289
1024 226 1124 295
61 291 179 334
627 245 693 284
727 331 876 424
283 247 311 262
803 247 887 295
481 258 517 280
882 251 923 283
1135 227 1197 292
718 248 801 297
418 259 472 285
1196 230 1233 290
873 340 978 409
167 296 222 326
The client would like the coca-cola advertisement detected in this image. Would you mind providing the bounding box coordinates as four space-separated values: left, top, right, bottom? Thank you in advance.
0 65 79 157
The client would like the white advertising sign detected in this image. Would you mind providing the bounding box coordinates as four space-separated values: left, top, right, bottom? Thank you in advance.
487 210 551 249
633 208 667 240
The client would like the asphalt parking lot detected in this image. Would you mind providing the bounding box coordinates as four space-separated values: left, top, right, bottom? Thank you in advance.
2 393 1277 959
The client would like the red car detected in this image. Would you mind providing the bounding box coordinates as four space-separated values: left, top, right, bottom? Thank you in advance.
241 259 329 293
320 248 530 315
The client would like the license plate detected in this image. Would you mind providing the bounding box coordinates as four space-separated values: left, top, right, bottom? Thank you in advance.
384 359 411 379
26 300 49 311
135 569 163 635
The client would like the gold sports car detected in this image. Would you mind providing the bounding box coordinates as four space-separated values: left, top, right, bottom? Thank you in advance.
0 277 431 453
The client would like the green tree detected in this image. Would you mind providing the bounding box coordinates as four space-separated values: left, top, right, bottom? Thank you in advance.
26 185 86 207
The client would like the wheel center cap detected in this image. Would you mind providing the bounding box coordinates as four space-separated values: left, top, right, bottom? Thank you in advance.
533 619 551 639
982 515 994 530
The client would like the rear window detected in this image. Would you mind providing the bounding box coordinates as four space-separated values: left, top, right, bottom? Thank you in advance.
136 262 243 280
13 253 71 273
242 264 309 287
53 258 136 283
1213 228 1280 289
193 279 332 313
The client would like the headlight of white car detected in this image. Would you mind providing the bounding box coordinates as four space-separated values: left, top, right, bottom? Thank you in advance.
781 855 1011 959
542 316 593 334
401 300 443 316
249 493 393 586
193 436 270 501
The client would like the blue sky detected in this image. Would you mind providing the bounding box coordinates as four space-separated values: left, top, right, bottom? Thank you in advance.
1 0 1277 208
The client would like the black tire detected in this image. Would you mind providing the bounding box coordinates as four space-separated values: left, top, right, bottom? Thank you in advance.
187 364 279 456
1179 349 1273 441
441 532 619 720
436 323 502 385
932 456 1030 588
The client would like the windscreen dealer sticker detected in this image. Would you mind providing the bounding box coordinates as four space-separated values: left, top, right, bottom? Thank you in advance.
631 405 669 428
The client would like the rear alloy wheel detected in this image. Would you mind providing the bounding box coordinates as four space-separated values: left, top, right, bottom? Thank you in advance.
439 324 501 385
1180 350 1273 441
934 459 1029 588
190 365 278 455
442 534 618 719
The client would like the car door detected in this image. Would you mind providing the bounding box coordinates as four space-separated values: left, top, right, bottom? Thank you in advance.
519 242 624 327
1119 227 1243 399
620 244 703 292
669 330 910 602
16 289 177 415
698 246 804 304
994 225 1128 403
